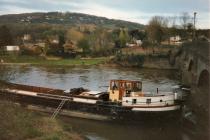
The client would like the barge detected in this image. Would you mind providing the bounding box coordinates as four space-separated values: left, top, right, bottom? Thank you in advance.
0 80 184 121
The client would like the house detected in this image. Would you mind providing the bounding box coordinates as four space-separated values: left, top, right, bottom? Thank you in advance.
0 45 20 55
5 46 20 51
23 34 31 41
63 41 82 55
63 41 76 53
23 43 45 48
126 43 136 47
198 35 210 42
136 40 142 46
170 36 181 42
126 40 142 48
169 35 182 44
51 39 59 44
34 43 46 48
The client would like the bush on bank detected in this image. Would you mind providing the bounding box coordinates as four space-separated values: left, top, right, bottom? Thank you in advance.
114 53 145 67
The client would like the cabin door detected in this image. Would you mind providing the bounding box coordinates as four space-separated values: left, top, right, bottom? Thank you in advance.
119 83 125 100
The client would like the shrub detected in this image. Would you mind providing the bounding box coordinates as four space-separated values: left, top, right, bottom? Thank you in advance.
114 53 145 67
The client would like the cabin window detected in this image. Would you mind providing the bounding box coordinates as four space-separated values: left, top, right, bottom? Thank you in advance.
111 81 118 90
132 82 142 91
133 83 138 91
132 99 137 104
146 99 151 104
126 90 131 97
120 83 125 88
126 83 131 90
137 83 142 91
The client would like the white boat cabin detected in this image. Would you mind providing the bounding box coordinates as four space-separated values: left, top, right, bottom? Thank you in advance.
108 80 142 102
108 80 181 111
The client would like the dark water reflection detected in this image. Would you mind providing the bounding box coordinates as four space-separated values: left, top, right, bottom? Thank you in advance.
60 116 195 140
0 65 204 140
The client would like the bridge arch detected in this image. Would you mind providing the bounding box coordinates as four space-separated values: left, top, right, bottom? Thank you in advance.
197 69 209 88
188 59 194 71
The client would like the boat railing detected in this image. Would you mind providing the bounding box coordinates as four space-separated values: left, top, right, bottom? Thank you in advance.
124 91 174 97
122 99 175 106
2 82 64 95
97 98 176 107
144 92 174 97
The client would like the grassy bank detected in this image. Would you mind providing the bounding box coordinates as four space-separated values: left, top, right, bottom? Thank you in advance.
0 55 109 66
0 101 84 140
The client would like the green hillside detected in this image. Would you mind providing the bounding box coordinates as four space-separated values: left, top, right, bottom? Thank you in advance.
0 12 144 30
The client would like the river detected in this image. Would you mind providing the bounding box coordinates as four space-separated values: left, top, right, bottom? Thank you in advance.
1 65 180 92
0 65 205 140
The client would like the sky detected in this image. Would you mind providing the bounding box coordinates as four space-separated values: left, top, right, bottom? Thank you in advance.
0 0 209 29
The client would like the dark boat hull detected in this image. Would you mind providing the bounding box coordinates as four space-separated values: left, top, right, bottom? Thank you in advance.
0 81 182 122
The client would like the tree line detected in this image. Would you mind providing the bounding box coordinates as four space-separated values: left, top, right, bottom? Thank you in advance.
0 12 209 57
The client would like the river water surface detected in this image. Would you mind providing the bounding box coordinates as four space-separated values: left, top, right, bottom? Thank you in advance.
0 65 203 140
2 65 180 92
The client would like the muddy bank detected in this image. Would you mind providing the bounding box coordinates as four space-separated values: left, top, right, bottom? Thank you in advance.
111 56 178 70
142 57 177 69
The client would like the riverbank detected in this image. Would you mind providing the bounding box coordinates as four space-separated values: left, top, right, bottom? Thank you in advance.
0 55 109 66
0 100 84 140
0 55 179 70
112 54 178 70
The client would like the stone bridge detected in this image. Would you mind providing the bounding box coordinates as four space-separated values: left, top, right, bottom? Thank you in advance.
181 41 209 88
179 41 209 122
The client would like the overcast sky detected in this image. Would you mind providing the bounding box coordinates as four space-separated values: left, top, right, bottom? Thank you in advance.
0 0 209 29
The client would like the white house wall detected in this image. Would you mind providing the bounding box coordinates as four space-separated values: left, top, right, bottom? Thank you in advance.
6 46 20 51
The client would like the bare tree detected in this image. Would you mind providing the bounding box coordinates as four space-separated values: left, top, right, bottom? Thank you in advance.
168 16 178 28
167 16 180 36
180 12 191 30
146 16 168 44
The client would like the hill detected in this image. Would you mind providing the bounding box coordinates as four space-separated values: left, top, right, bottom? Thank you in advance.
0 12 144 30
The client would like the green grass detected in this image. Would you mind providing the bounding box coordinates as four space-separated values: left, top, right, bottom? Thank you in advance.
0 55 109 66
0 101 84 140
